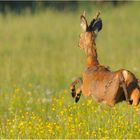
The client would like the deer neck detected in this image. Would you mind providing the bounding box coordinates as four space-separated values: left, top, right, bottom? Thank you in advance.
86 44 99 67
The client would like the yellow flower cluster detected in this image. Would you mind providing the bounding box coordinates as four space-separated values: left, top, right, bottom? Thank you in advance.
0 86 140 139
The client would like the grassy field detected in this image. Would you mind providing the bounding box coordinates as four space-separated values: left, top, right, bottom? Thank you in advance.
1 2 140 139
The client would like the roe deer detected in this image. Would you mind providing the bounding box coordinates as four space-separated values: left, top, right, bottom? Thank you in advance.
70 11 140 106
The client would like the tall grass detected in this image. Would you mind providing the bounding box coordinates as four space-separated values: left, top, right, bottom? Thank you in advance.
0 2 140 138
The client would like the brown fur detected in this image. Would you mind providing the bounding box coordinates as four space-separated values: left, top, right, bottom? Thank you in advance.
70 12 140 106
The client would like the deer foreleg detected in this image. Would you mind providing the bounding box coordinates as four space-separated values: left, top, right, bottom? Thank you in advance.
70 85 76 98
75 88 82 103
70 77 83 98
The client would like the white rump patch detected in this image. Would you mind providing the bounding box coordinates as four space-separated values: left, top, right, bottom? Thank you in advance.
122 70 128 82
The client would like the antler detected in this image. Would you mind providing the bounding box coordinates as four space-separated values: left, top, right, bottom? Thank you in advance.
93 11 100 20
83 10 86 17
87 11 102 33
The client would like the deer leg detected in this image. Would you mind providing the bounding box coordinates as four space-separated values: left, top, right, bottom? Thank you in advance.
137 79 140 88
119 74 129 102
70 85 76 98
130 87 140 106
121 82 129 102
70 77 83 98
75 88 82 103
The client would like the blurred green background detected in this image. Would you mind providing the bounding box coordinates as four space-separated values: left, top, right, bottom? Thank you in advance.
0 1 128 13
1 1 140 139
0 1 140 92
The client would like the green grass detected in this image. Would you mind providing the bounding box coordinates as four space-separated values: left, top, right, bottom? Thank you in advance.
1 2 140 139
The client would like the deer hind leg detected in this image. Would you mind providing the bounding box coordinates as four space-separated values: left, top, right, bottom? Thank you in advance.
122 70 140 106
130 87 140 106
70 77 83 99
121 81 129 102
119 72 129 102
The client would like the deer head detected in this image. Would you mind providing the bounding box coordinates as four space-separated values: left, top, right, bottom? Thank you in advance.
79 11 102 56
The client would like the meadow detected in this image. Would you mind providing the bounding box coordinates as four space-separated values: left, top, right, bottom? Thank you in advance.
1 2 140 139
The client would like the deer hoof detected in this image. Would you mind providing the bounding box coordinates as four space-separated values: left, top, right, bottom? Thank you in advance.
75 94 81 103
71 89 76 98
129 99 133 105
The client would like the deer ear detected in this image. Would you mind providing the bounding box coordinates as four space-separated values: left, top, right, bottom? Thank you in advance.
80 15 88 32
92 18 102 32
